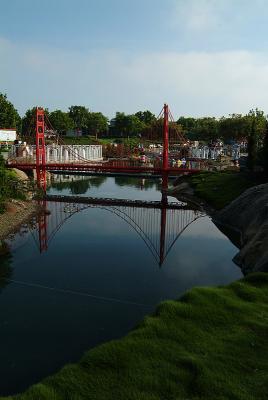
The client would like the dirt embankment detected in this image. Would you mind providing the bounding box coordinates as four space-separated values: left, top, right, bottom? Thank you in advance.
0 169 39 242
172 176 268 274
215 183 268 274
0 200 39 242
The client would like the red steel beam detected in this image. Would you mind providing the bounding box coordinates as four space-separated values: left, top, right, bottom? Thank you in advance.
6 163 200 175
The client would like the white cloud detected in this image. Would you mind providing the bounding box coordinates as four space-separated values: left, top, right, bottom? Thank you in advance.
1 37 268 118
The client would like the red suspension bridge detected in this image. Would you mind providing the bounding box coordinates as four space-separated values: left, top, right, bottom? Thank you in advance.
6 104 201 192
6 104 204 265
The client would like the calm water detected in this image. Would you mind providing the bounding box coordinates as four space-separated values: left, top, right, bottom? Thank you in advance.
0 175 242 395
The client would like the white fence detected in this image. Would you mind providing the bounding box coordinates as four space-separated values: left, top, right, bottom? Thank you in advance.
9 144 103 163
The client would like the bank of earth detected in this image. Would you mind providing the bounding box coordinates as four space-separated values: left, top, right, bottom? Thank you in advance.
0 168 39 248
172 171 268 274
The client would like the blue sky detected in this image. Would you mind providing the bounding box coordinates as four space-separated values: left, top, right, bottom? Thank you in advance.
1 0 268 118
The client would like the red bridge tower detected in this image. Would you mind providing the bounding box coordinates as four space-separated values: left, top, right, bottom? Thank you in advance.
35 107 46 192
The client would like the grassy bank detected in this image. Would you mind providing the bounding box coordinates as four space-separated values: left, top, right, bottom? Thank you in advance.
3 273 268 400
187 171 264 210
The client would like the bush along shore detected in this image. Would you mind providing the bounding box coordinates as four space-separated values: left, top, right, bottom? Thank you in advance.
1 273 267 400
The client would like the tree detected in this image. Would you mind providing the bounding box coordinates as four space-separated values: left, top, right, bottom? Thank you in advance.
87 112 108 139
247 119 257 170
195 117 219 141
245 109 266 171
262 120 268 176
135 110 156 126
246 109 266 148
218 114 251 142
68 106 90 132
21 107 49 139
176 116 219 141
49 110 74 135
177 117 196 139
110 112 145 137
0 93 21 132
125 115 145 136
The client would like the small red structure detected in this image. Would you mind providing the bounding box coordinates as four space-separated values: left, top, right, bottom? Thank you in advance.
162 103 169 171
35 107 46 192
35 107 48 252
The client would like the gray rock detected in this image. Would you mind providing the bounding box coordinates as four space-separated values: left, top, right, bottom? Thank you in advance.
216 183 268 274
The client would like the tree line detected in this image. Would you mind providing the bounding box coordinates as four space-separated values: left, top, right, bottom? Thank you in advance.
0 94 157 139
1 92 267 142
178 110 266 143
1 92 268 172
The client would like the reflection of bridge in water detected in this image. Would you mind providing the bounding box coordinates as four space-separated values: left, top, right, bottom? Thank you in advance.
34 195 203 266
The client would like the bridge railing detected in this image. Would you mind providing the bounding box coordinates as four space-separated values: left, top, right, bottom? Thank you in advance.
7 145 213 173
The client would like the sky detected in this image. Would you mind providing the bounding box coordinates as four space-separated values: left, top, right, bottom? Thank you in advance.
1 0 268 118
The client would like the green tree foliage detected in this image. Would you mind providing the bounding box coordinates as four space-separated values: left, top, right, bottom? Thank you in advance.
177 110 267 147
49 110 74 135
244 109 266 170
177 117 196 139
21 107 49 139
194 117 219 141
259 119 268 178
87 112 109 139
68 106 90 131
110 112 145 137
135 110 156 126
177 116 218 141
247 119 257 170
262 121 268 176
218 114 251 142
22 108 35 137
246 108 266 146
0 93 21 132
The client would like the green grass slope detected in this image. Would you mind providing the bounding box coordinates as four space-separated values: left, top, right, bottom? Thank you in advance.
4 273 268 400
189 171 262 209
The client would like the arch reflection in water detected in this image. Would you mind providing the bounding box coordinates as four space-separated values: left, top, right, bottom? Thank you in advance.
32 199 203 266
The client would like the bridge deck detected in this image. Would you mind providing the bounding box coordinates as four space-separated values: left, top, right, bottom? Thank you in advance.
44 195 200 210
7 162 200 175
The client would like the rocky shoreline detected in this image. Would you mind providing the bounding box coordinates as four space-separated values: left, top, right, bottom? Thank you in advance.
0 200 39 243
0 167 41 245
216 183 268 274
172 179 268 274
